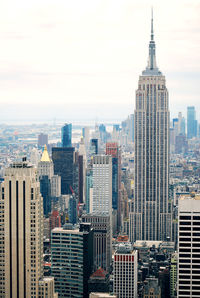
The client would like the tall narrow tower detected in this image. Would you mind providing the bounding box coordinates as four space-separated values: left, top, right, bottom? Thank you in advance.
131 12 171 241
0 160 57 297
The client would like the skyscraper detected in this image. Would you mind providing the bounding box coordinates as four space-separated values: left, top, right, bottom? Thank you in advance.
91 155 112 217
177 194 200 297
187 106 197 139
52 147 75 195
132 13 171 241
113 243 138 298
51 223 93 298
38 133 48 148
106 142 121 230
61 123 72 147
82 213 111 272
0 160 57 297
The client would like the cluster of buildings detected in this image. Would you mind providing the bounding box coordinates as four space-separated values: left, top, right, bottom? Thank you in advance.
1 14 200 298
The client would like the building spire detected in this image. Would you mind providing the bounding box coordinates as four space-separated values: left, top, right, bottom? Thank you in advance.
142 9 162 76
151 7 154 41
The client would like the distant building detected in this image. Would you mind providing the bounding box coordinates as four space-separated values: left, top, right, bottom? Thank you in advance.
177 194 200 297
175 135 188 154
61 123 72 147
82 213 111 272
91 138 98 155
187 106 197 139
38 145 54 178
38 133 48 148
113 243 138 298
51 223 93 298
82 126 90 148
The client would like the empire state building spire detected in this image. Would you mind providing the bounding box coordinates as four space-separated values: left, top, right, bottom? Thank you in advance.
142 10 162 76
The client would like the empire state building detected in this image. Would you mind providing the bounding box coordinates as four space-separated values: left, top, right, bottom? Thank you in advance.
130 14 172 242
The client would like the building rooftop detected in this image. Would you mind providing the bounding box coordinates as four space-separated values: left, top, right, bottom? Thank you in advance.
40 144 51 162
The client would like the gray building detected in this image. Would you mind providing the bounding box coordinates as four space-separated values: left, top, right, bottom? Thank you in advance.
131 14 171 242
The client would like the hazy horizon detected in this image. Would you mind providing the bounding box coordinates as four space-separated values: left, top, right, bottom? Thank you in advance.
0 0 200 123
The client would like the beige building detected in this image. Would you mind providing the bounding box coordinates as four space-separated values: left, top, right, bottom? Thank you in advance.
131 14 171 242
0 160 57 297
89 293 117 298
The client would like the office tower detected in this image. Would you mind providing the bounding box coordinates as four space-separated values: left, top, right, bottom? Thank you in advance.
132 13 171 241
82 126 90 148
187 106 197 139
170 253 177 298
40 175 51 216
68 194 78 224
61 123 72 147
106 143 121 230
38 133 48 148
50 175 61 198
79 136 87 203
175 135 188 154
38 145 54 178
0 160 56 297
38 145 53 216
86 168 93 213
52 147 75 194
91 155 112 217
113 243 138 298
177 194 200 297
82 213 111 272
178 112 186 135
30 147 40 166
91 138 98 155
51 223 93 298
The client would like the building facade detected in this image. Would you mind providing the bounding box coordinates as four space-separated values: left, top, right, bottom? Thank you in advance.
52 147 75 195
113 243 138 298
106 142 121 230
51 223 93 298
61 123 72 147
187 106 197 139
0 160 56 297
91 155 112 217
82 213 111 272
177 195 200 297
132 14 171 241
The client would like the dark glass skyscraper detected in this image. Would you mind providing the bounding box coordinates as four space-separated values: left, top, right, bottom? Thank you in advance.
52 147 75 194
61 123 72 147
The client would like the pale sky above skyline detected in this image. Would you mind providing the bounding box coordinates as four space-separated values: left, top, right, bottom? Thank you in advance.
0 0 200 123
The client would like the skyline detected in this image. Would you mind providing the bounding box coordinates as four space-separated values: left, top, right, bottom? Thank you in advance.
0 0 200 122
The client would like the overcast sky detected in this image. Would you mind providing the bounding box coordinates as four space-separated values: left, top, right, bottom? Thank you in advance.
0 0 200 123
